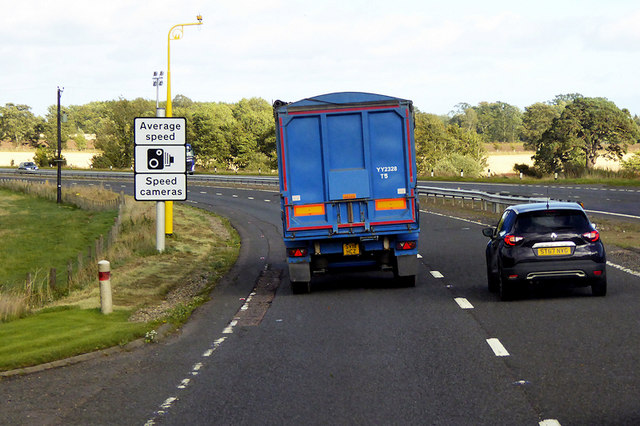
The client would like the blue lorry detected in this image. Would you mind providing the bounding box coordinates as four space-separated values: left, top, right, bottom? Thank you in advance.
186 143 195 174
273 92 420 293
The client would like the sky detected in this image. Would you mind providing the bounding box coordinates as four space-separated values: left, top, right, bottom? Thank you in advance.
1 0 640 118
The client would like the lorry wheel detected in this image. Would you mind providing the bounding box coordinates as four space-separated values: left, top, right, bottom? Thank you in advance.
396 275 416 288
291 280 311 294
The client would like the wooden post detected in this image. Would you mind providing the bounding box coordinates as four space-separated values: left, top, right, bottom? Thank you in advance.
49 268 57 292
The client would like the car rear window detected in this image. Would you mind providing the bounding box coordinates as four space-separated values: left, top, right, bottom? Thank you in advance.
514 210 590 233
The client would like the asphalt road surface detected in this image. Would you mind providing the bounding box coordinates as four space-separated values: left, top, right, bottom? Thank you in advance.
1 181 640 425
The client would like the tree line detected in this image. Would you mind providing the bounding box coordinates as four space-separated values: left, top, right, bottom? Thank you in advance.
1 93 639 177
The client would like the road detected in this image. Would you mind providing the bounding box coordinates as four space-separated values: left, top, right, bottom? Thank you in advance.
1 180 640 425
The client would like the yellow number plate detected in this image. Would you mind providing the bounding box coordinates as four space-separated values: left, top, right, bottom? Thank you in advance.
537 247 571 256
343 243 360 256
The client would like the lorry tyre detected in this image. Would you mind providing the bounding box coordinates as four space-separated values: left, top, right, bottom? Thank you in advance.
291 280 311 294
396 274 416 288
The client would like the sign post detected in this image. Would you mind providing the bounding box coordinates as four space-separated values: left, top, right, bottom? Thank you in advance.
133 117 187 252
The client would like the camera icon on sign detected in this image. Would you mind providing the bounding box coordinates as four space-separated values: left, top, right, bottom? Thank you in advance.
147 149 174 170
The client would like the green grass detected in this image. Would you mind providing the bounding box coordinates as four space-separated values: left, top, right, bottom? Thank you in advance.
0 306 151 370
0 188 117 288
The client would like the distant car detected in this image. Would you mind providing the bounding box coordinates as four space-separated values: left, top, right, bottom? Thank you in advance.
482 202 606 300
17 162 38 172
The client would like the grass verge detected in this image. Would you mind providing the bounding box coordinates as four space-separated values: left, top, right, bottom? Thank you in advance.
0 189 240 372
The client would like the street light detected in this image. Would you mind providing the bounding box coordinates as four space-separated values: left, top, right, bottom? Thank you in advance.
165 15 203 236
152 71 164 111
166 15 203 117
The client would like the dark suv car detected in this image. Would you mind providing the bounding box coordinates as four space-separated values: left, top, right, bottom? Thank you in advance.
483 202 606 300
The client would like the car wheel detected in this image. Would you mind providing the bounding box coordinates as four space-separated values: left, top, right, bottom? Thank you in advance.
498 271 515 301
487 263 499 293
591 277 607 297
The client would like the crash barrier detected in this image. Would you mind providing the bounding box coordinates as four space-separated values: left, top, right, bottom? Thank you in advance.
417 185 548 213
0 169 557 210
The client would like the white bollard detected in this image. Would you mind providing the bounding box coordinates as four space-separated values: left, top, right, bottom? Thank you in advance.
98 260 113 314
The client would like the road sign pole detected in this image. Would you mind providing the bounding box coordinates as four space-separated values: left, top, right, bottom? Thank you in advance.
156 201 165 252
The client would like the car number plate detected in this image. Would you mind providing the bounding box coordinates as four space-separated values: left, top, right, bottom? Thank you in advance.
537 247 571 256
343 243 360 256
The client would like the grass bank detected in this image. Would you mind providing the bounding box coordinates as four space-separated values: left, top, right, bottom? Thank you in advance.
0 186 240 372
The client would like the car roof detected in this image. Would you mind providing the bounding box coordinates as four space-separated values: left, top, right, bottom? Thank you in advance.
507 202 585 215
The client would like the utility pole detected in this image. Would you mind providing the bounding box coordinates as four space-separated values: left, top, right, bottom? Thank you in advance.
56 87 63 204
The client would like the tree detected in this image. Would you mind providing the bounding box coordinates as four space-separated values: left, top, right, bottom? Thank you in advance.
531 97 640 173
521 102 563 148
0 103 42 146
92 98 154 168
414 111 487 177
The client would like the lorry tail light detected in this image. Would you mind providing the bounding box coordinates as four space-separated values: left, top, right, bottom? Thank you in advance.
504 235 524 246
287 248 308 257
396 241 416 250
582 230 600 242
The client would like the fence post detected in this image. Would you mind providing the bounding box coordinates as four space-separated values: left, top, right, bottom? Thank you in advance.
49 268 57 292
67 260 73 292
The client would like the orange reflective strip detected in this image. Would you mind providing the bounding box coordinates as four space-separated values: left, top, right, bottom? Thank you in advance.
293 204 326 216
342 193 357 199
375 198 407 211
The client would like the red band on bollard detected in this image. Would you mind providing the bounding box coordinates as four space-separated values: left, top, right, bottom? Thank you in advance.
99 271 110 281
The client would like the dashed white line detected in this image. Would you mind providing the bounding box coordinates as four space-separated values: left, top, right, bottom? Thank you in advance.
177 378 190 389
539 420 561 426
486 338 510 357
248 196 254 200
264 199 271 202
430 271 444 278
454 297 474 309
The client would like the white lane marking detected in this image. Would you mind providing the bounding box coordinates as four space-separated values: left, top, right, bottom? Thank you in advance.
232 194 238 198
454 297 474 309
177 378 190 389
200 191 207 194
486 338 510 357
430 271 444 278
585 209 640 220
422 210 490 227
539 420 561 426
160 396 178 410
248 196 254 200
607 261 640 278
417 254 423 259
203 348 214 357
216 192 222 196
222 319 237 334
264 199 271 202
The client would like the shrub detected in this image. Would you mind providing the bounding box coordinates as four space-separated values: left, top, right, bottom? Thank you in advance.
513 163 543 178
433 153 484 177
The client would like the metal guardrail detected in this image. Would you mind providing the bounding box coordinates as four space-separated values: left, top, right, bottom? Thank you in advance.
417 185 548 213
0 168 553 211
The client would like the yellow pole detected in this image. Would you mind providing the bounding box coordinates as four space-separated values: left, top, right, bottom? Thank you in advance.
165 16 203 236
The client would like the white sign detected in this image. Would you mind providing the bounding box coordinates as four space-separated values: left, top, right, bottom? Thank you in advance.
135 174 187 201
134 117 186 145
133 116 187 201
134 146 186 173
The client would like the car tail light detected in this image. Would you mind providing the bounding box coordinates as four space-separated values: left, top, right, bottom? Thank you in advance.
287 248 308 257
504 235 524 246
594 270 603 276
582 230 600 242
396 241 416 250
